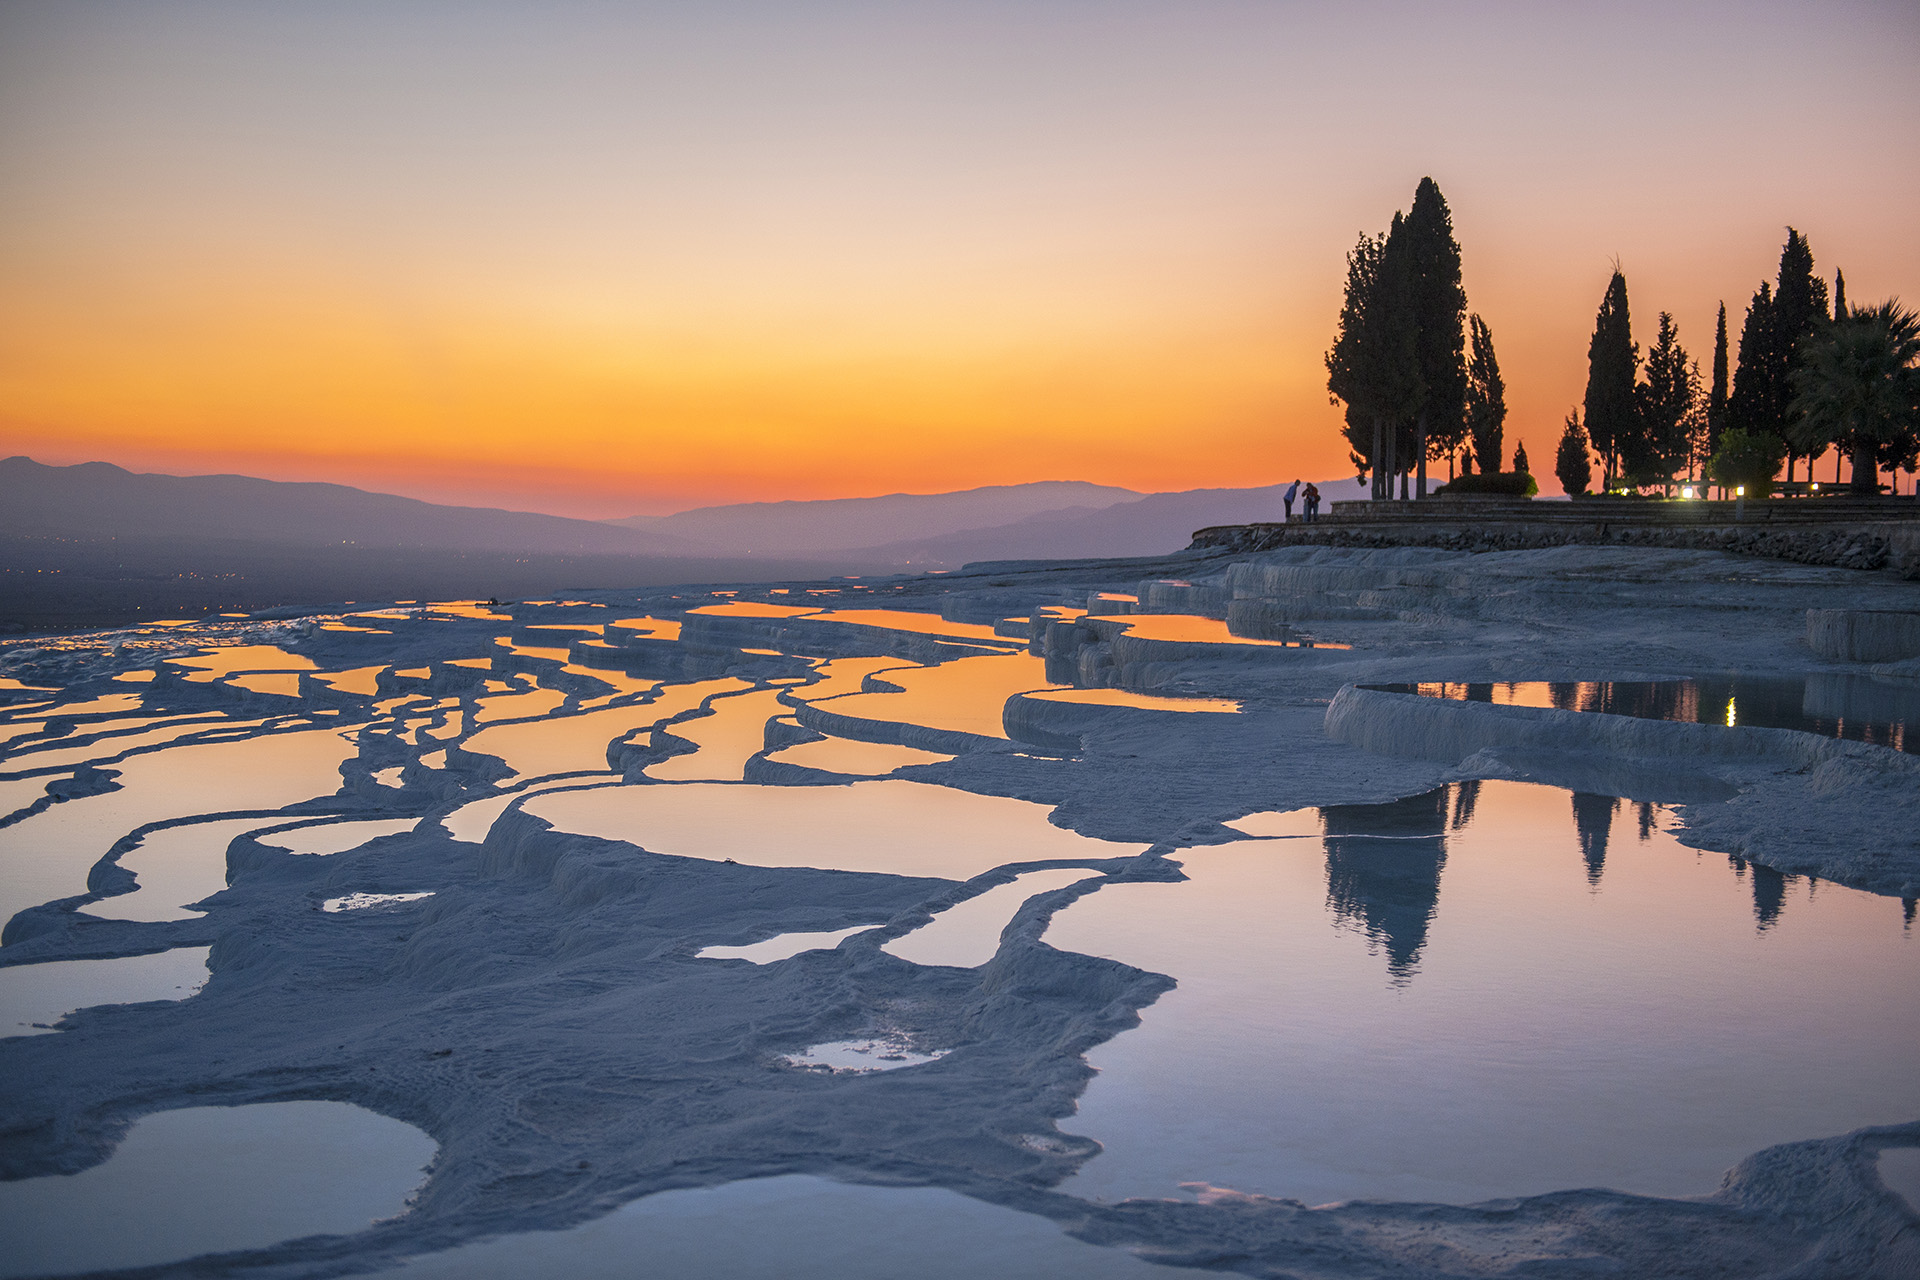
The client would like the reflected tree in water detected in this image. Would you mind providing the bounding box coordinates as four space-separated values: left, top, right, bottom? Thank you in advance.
1571 792 1619 886
1320 787 1449 984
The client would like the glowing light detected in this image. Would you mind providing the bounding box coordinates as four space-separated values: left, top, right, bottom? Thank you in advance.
1725 697 1737 728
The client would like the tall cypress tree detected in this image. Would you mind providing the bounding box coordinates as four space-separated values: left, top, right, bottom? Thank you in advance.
1327 225 1422 498
1771 228 1830 481
1833 269 1847 322
1463 314 1506 474
1706 302 1730 472
1728 281 1774 440
1583 269 1638 491
1401 178 1467 499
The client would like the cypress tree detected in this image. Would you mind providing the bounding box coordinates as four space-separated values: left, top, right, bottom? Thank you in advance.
1706 302 1730 473
1464 314 1506 474
1401 178 1468 499
1728 281 1774 439
1635 312 1696 485
1555 410 1592 497
1326 225 1422 498
1583 269 1638 491
1511 439 1530 476
1771 229 1829 481
1833 270 1847 322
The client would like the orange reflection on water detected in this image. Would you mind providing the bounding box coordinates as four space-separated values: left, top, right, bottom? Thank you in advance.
764 736 951 776
803 609 1015 645
817 653 1058 740
1029 688 1241 714
425 601 515 621
646 687 790 782
608 616 683 641
687 602 821 619
1097 615 1350 649
170 646 319 682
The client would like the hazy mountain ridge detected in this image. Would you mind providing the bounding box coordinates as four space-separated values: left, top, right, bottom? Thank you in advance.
0 457 699 558
610 480 1142 554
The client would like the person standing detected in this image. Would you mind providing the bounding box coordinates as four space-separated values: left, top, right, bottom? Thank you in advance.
1282 478 1301 522
1303 481 1321 523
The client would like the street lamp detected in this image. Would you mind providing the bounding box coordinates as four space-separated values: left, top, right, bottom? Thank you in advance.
1735 484 1747 522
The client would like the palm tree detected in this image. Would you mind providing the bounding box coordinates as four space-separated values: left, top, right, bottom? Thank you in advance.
1789 301 1920 494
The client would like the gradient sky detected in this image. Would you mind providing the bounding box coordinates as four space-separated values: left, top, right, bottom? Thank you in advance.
2 1 1916 516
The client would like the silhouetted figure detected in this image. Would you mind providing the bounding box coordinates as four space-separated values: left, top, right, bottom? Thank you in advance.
1303 482 1321 522
1571 792 1619 886
1751 862 1790 929
1320 788 1449 984
1283 478 1300 521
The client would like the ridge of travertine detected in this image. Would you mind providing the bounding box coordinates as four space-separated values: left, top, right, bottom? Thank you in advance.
0 543 1915 1278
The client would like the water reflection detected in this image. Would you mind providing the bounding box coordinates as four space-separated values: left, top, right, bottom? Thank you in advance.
1045 779 1919 1206
1571 792 1618 885
1372 677 1917 754
1320 790 1448 983
0 1102 434 1277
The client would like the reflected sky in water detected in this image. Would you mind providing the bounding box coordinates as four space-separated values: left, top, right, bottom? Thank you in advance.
1047 779 1918 1207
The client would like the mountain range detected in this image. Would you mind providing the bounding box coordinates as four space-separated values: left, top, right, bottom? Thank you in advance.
0 456 1359 630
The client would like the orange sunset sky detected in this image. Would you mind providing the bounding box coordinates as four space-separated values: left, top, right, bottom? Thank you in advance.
2 1 1917 517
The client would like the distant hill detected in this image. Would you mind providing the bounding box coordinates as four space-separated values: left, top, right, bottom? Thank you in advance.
842 479 1370 567
611 481 1141 555
0 457 698 557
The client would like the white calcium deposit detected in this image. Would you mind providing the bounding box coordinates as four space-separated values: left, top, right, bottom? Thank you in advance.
0 545 1916 1279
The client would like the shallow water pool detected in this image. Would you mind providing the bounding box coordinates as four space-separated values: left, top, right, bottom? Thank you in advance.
0 1101 434 1277
1046 779 1919 1206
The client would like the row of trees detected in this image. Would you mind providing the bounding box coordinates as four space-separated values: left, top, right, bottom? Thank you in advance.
1554 229 1920 497
1326 184 1918 500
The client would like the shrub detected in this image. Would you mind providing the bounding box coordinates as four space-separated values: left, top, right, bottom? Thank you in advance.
1433 471 1537 497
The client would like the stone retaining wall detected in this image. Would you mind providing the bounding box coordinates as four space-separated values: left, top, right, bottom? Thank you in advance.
1192 516 1920 577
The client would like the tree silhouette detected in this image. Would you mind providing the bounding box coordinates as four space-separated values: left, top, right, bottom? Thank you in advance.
1634 312 1700 488
1555 410 1592 496
1706 302 1730 487
1464 314 1506 474
1584 270 1638 491
1403 178 1468 499
1328 226 1424 499
1789 300 1920 495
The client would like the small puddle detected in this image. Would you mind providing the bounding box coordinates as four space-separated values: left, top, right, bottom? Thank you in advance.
80 817 278 922
0 1102 434 1278
525 781 1136 880
884 869 1093 968
764 737 951 775
1 947 210 1036
169 646 319 682
257 819 421 856
1098 615 1349 649
647 689 792 781
783 1035 948 1073
813 654 1059 741
1027 688 1242 714
1366 677 1917 753
697 927 870 963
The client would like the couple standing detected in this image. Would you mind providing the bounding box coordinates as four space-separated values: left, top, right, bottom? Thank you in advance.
1282 478 1321 523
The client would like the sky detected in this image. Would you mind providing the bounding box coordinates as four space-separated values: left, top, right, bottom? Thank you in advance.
1 1 1916 517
